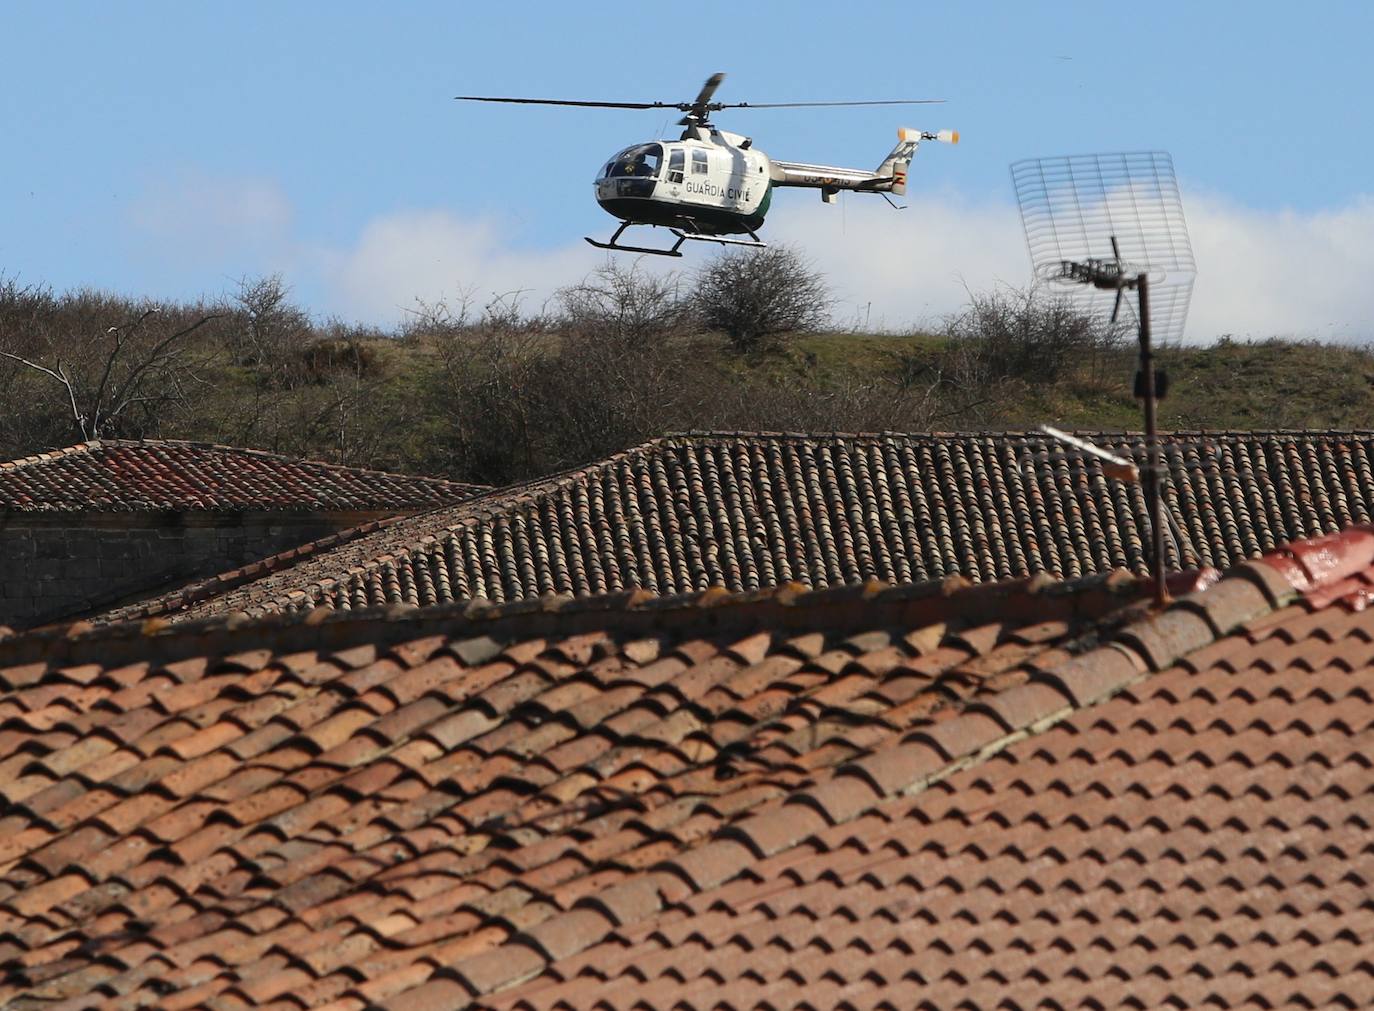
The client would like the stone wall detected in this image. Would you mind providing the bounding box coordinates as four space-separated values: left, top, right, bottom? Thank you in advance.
0 511 389 629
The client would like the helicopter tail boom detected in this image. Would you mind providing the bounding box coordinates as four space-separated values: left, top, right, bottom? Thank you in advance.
771 127 958 202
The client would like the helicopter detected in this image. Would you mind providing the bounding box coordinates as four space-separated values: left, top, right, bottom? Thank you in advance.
456 73 958 257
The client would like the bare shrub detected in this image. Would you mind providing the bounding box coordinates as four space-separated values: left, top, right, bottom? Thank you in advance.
422 293 551 485
691 244 833 352
530 328 702 469
293 334 379 386
398 290 476 344
556 261 689 348
229 274 313 378
940 286 1128 389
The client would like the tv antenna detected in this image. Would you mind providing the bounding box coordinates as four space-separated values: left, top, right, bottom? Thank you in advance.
1011 151 1197 607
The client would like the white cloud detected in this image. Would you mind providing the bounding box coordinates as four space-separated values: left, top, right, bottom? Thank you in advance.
128 170 293 267
125 169 1374 343
317 210 606 323
1186 192 1374 341
766 188 1374 342
766 189 1028 332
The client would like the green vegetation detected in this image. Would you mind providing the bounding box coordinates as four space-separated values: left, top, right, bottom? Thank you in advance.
3 260 1371 489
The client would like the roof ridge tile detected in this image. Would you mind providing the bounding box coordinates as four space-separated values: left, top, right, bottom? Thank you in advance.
0 441 99 473
3 568 1158 676
4 438 486 486
0 439 484 516
1258 525 1374 595
1113 609 1216 672
1031 643 1148 706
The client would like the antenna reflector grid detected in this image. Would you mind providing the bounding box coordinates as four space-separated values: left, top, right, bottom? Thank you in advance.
1010 152 1197 343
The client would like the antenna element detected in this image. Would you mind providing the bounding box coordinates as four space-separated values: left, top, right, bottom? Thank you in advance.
1012 152 1197 607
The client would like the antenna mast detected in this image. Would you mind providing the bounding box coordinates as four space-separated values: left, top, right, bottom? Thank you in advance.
1012 152 1197 607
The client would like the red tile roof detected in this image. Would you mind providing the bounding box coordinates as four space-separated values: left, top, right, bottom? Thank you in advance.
2 524 1372 1007
102 429 1374 625
0 440 484 513
484 535 1374 1010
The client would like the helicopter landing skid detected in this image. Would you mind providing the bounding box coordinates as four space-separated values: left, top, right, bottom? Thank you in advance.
669 227 767 250
584 223 684 258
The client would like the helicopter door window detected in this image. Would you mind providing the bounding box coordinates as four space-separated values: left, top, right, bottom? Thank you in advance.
667 149 684 184
691 149 709 175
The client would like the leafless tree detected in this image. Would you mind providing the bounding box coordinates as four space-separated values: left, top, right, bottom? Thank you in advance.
691 244 834 352
230 274 313 378
421 291 551 484
0 289 223 443
556 260 689 349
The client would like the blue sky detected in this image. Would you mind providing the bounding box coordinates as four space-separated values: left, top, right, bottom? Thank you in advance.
3 2 1373 339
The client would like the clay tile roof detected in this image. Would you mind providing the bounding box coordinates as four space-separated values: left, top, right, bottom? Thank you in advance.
0 439 485 513
109 428 1374 624
3 523 1373 1007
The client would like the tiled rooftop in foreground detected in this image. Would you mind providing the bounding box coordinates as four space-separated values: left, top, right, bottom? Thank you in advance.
103 429 1374 624
3 523 1374 1007
0 439 484 513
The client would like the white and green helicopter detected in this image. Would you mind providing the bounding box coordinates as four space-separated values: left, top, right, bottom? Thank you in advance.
456 73 958 257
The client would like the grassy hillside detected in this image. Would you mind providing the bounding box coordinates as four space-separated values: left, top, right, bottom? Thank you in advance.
709 331 1374 432
3 272 1371 487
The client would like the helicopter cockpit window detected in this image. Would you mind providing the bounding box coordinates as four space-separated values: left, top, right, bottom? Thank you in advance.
608 144 663 179
667 149 685 184
691 149 709 175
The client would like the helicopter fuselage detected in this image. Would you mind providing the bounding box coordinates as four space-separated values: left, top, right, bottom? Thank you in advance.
458 73 954 257
595 128 773 236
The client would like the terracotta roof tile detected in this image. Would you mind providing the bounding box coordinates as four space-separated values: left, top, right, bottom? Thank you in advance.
0 439 483 513
5 525 1374 1006
97 430 1374 626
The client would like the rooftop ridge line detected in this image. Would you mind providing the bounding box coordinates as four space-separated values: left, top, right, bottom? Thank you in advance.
0 440 100 473
95 515 408 621
0 437 486 487
0 569 1156 683
662 427 1374 443
271 433 680 570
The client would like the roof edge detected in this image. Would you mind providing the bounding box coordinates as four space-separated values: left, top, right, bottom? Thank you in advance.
661 427 1374 443
0 440 100 473
2 568 1163 687
0 437 486 491
96 515 409 624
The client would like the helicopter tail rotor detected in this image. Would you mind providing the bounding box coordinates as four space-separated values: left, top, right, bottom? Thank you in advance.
874 127 959 195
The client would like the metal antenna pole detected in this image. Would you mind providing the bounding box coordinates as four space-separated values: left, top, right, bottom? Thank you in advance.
1137 274 1169 607
1011 151 1196 607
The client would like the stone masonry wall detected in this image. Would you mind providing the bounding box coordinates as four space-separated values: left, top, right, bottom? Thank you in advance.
0 511 389 629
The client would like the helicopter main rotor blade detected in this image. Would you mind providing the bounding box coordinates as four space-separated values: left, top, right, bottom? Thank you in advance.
715 99 945 109
691 73 726 110
454 96 672 110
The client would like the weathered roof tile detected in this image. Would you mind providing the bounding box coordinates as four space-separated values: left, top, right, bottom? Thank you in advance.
3 524 1374 1007
100 430 1374 625
0 439 483 513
